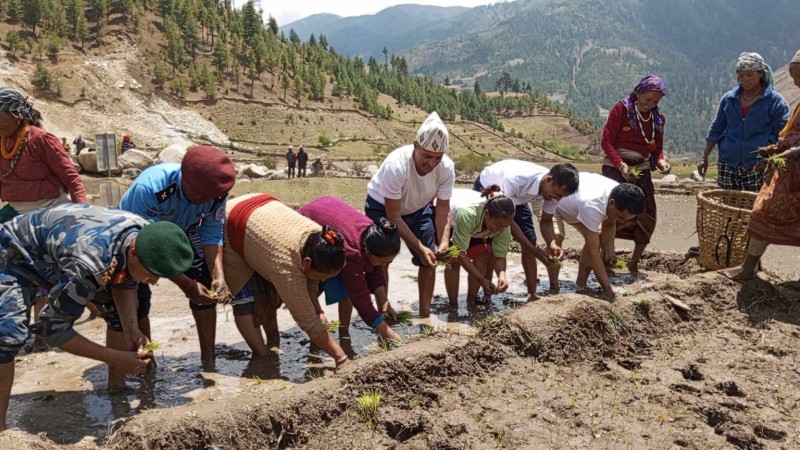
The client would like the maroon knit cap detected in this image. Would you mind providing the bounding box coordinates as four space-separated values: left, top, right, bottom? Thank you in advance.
181 145 236 199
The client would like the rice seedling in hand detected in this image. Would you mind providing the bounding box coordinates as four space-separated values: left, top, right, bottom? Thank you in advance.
395 310 413 324
760 154 787 172
142 341 161 354
326 320 341 333
628 167 641 180
434 244 462 268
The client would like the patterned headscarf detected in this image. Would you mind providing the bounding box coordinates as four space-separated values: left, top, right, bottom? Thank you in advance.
736 52 774 86
0 87 41 126
621 75 667 136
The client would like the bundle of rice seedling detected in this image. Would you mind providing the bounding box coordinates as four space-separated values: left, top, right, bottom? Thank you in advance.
760 154 787 172
628 167 642 180
327 320 341 333
142 341 161 354
395 311 413 324
434 244 462 269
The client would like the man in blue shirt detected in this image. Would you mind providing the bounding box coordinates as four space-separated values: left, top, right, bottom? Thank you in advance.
0 203 193 431
93 145 236 387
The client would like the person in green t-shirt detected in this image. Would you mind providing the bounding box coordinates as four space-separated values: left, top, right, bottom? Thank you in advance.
440 185 515 306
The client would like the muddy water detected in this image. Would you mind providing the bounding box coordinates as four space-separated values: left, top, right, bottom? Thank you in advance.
6 183 795 445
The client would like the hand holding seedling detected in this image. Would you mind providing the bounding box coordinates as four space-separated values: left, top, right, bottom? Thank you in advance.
417 245 438 267
124 327 149 353
618 162 631 181
480 278 497 296
118 350 150 373
495 276 509 293
547 241 564 260
186 281 216 305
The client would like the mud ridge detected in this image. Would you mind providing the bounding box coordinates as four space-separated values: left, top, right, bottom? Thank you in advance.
103 275 737 450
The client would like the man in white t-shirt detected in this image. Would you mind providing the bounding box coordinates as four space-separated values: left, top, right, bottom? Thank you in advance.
475 160 579 296
554 172 644 299
366 112 455 316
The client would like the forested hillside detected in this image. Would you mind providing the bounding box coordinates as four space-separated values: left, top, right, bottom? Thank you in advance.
282 5 469 59
1 0 593 141
302 0 800 153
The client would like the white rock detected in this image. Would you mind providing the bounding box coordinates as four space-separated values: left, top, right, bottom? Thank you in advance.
658 174 679 183
689 170 704 182
158 144 190 164
267 170 285 180
119 149 154 170
242 164 269 178
77 150 121 175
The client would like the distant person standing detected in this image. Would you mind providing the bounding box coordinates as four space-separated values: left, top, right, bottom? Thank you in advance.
73 135 86 152
61 137 71 154
286 146 296 179
297 145 308 178
121 134 136 153
698 52 789 191
365 111 455 317
601 75 671 273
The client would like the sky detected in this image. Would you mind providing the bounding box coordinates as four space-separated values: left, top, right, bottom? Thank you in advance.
235 1 502 28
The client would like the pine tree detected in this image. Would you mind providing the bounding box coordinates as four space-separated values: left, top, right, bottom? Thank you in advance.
213 39 229 78
281 72 290 100
23 0 44 35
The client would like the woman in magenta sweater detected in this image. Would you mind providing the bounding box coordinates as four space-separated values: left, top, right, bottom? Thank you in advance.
299 196 403 343
601 75 671 272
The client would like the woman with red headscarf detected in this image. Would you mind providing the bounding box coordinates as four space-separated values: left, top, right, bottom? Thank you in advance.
601 75 671 272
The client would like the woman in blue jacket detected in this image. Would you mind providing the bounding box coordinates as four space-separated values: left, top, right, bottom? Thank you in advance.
698 52 790 191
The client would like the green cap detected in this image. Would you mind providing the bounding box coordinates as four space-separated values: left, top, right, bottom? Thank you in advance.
136 221 193 277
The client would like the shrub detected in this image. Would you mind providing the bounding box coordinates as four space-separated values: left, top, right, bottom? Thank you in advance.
318 135 332 148
261 156 277 169
454 152 492 175
351 160 367 176
31 63 61 98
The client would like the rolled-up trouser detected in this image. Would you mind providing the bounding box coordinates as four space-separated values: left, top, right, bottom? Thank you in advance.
0 279 36 363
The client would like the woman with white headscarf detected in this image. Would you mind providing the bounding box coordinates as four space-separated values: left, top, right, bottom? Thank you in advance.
699 52 790 191
722 50 800 280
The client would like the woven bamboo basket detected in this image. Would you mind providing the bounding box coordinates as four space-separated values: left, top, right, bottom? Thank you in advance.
696 189 758 270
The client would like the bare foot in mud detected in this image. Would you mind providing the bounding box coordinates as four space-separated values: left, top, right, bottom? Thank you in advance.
628 261 639 274
720 265 755 281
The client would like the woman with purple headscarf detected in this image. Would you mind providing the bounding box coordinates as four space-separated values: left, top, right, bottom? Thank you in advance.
601 75 671 272
699 52 789 191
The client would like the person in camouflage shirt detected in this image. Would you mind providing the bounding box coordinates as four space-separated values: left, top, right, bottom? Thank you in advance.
0 203 193 431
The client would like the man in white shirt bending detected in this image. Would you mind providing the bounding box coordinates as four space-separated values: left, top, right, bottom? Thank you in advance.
365 112 455 316
554 172 644 299
475 160 579 296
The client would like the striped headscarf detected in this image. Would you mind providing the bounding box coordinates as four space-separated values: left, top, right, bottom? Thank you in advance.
0 87 41 126
621 75 667 136
736 52 774 86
